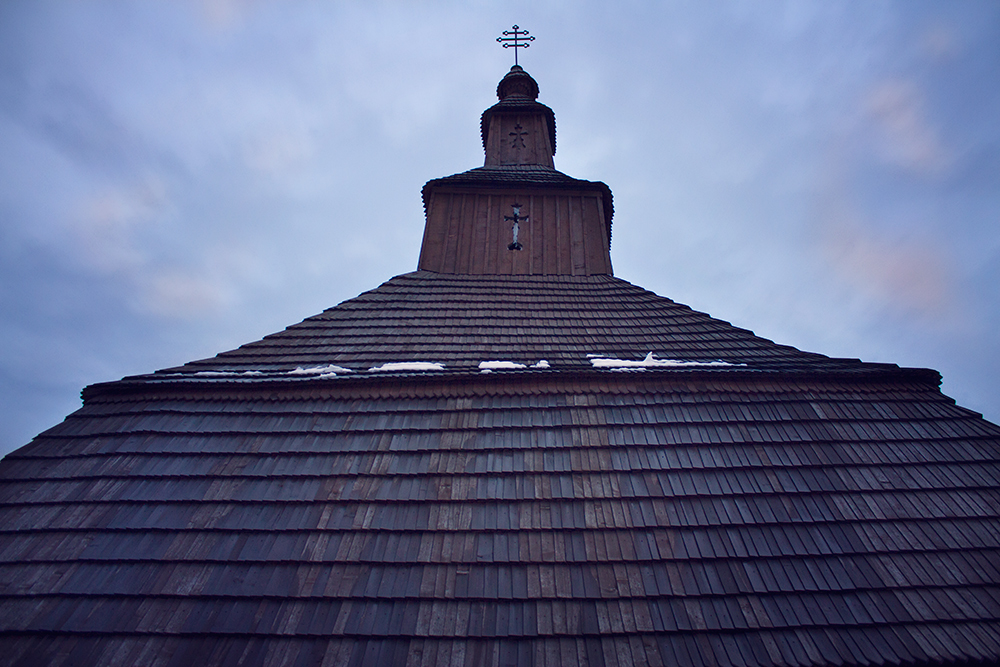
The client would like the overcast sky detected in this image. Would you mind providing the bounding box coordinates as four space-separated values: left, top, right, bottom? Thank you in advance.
2 1 998 456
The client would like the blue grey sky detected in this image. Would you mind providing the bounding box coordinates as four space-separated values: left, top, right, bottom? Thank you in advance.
2 1 999 456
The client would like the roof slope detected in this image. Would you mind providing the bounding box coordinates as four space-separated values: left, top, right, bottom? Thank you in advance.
2 273 999 666
2 366 1000 666
154 272 897 378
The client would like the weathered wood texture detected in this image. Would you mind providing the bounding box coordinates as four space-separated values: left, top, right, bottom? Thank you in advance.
418 190 611 275
2 370 1000 666
483 112 554 168
480 65 556 168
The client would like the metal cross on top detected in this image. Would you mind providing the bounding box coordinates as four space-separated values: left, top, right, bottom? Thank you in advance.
497 25 534 66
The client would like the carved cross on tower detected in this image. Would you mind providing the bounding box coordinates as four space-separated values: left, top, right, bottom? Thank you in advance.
496 25 534 66
505 204 526 251
509 124 528 149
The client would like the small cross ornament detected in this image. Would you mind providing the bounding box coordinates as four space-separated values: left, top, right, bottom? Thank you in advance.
510 124 528 149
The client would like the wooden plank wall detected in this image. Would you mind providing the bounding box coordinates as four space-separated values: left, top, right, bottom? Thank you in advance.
419 190 612 275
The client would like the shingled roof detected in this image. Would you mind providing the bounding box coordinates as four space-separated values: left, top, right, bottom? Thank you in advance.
148 272 891 378
2 65 1000 667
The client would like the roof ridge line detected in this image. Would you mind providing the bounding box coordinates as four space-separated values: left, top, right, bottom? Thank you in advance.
82 366 944 404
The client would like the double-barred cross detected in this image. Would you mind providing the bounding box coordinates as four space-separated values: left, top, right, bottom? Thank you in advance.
496 25 534 66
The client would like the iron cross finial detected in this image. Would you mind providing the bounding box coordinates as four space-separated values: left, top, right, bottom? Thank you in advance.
497 25 534 66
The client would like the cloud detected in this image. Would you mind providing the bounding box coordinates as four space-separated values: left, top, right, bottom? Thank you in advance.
243 124 316 175
70 178 167 273
198 0 261 30
3 0 999 457
70 178 248 320
863 80 950 174
920 24 958 60
819 210 956 320
139 270 230 319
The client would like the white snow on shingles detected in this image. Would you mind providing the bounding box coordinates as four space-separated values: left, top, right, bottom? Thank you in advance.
589 352 738 369
192 371 264 377
369 362 446 372
478 360 552 372
479 361 527 370
288 364 353 376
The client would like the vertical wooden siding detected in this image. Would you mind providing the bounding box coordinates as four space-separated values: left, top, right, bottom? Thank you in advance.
419 190 612 275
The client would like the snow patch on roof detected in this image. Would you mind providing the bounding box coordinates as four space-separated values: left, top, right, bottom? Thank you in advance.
369 362 446 372
589 352 739 369
478 360 551 373
288 364 353 376
192 371 265 377
479 360 527 371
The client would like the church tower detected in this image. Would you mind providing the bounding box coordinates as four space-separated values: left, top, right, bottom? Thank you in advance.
418 65 613 276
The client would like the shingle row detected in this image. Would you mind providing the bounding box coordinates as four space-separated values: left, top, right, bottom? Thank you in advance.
6 553 1000 598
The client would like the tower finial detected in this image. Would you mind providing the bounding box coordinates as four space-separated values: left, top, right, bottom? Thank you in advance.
496 25 534 66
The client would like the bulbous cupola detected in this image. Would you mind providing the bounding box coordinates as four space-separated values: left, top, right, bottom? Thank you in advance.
481 66 556 167
417 67 614 276
496 64 539 98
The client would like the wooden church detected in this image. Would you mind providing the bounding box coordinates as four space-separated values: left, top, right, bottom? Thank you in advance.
2 61 1000 667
